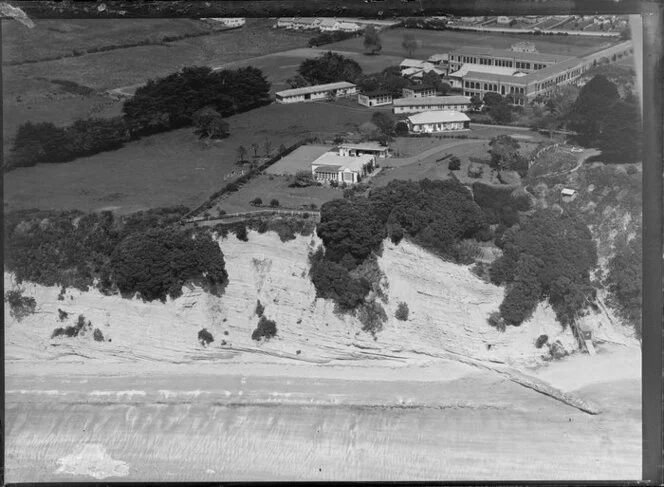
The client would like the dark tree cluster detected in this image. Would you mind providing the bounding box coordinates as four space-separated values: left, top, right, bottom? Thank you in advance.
4 207 228 303
356 66 411 99
251 316 278 341
308 29 363 48
490 209 598 327
4 289 37 321
471 181 531 227
604 234 642 337
310 179 488 311
568 75 642 163
123 66 270 137
298 52 363 85
6 117 130 171
52 314 92 339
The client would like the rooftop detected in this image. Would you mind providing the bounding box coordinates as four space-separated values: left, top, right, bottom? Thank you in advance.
276 81 356 98
361 90 392 98
449 64 523 78
339 142 389 151
428 53 449 62
407 110 470 125
394 95 471 106
449 46 575 64
311 152 375 172
405 84 436 92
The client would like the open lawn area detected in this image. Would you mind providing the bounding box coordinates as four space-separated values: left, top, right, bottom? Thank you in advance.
325 27 614 60
3 19 312 147
213 174 341 215
3 101 379 214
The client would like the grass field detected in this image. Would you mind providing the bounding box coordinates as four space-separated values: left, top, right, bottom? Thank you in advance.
325 27 614 60
2 19 227 65
213 174 340 215
3 101 379 214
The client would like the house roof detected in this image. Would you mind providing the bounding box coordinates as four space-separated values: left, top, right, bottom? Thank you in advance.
449 64 522 78
339 142 389 152
462 70 530 84
407 110 470 125
449 46 575 64
404 84 436 92
311 152 374 172
276 81 356 98
401 67 425 76
428 53 449 63
361 90 392 98
393 95 471 107
314 164 342 173
319 19 336 27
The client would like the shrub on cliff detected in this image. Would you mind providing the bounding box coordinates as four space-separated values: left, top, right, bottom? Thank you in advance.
198 328 214 346
395 301 409 321
4 289 36 320
251 316 277 341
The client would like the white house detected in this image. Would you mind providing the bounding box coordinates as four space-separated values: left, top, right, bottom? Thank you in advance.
428 53 449 65
319 19 337 31
496 16 516 25
336 21 362 32
276 18 296 28
393 95 472 114
406 110 470 133
400 59 435 72
338 142 390 159
402 85 437 98
561 188 578 201
357 91 393 107
311 152 376 184
275 82 357 103
202 18 246 28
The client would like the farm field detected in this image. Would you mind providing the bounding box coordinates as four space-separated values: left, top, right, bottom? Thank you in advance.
2 18 230 65
214 174 340 215
2 19 312 146
3 101 376 214
325 27 615 60
266 145 333 176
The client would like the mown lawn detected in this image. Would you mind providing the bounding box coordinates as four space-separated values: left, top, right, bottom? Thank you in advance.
3 101 378 214
213 174 340 215
325 27 613 60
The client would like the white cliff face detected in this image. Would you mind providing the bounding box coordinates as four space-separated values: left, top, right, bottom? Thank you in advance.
4 230 637 369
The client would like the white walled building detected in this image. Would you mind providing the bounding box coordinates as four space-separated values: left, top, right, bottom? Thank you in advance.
393 95 471 114
406 110 470 133
357 91 393 107
402 85 437 98
275 82 357 103
338 142 390 159
311 152 376 184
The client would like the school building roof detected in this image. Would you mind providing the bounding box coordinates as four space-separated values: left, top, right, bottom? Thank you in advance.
407 110 470 125
393 95 471 107
276 81 356 98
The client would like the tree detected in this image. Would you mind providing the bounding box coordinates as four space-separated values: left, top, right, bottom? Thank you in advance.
395 301 409 321
483 92 503 108
488 135 521 172
263 138 272 157
395 121 409 136
192 106 229 140
286 75 308 88
371 112 395 138
488 99 514 124
251 142 260 159
298 51 363 85
469 96 483 111
363 25 382 55
448 156 461 171
421 71 443 94
250 197 263 206
402 33 418 57
237 145 247 162
270 199 280 208
568 75 620 147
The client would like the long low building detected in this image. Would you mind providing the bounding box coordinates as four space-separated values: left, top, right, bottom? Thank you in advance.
275 82 357 104
311 152 375 184
406 111 470 133
357 90 393 107
393 95 471 114
338 142 390 159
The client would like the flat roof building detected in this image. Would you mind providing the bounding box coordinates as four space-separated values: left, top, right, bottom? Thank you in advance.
275 81 357 103
357 90 393 107
393 95 471 114
406 110 470 133
311 152 376 184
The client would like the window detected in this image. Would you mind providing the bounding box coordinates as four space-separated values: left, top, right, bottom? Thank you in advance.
484 83 488 90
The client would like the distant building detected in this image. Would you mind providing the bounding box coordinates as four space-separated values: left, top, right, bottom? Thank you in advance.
311 152 376 184
338 142 390 159
427 53 449 65
561 188 578 201
275 82 357 103
400 59 435 71
279 17 321 30
447 41 633 104
336 21 362 32
202 18 246 27
406 110 470 133
357 90 393 107
511 41 537 53
496 16 516 26
402 85 436 98
393 95 471 114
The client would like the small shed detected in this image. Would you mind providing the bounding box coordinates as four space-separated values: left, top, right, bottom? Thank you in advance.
561 188 578 201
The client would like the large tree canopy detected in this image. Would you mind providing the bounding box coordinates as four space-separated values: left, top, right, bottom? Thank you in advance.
363 25 382 54
297 51 363 85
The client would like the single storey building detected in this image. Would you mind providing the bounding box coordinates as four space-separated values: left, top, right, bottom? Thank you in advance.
402 85 437 98
311 152 376 184
357 90 393 107
338 142 390 159
406 110 470 133
393 95 471 114
275 82 357 103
